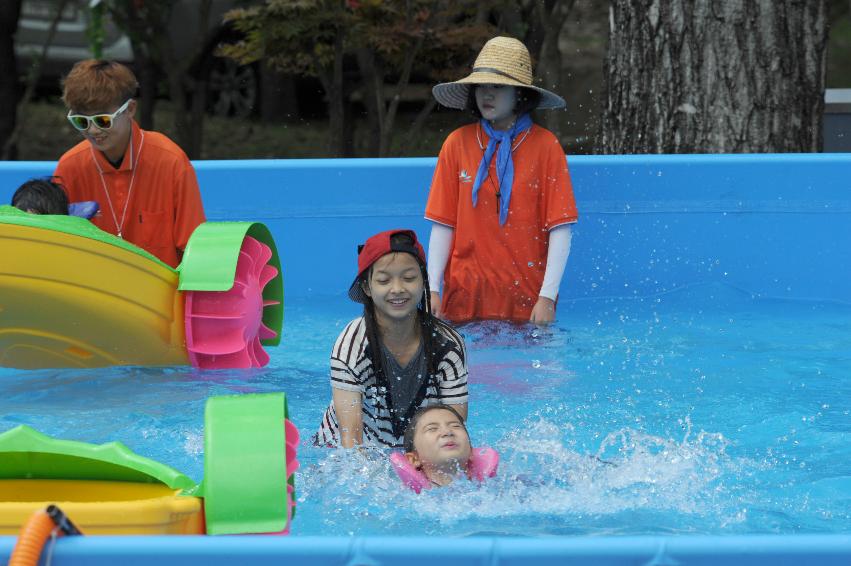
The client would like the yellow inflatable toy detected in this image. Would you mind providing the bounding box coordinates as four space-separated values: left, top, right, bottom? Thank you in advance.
0 205 282 370
0 393 297 537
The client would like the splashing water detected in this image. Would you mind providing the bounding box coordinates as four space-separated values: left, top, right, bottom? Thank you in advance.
0 287 849 536
297 414 751 536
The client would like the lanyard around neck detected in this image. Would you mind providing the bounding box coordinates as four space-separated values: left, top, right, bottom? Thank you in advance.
89 130 145 239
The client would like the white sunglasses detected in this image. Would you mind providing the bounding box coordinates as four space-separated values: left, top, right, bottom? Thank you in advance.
66 99 132 131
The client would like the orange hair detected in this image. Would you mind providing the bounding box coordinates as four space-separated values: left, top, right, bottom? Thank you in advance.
62 59 138 112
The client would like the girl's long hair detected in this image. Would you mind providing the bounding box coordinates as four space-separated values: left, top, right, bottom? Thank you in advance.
359 235 453 436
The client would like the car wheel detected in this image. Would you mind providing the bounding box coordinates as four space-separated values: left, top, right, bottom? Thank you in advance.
207 57 258 118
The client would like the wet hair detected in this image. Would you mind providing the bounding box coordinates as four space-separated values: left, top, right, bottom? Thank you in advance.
403 403 468 453
464 84 541 120
62 59 138 112
358 232 456 438
11 178 69 215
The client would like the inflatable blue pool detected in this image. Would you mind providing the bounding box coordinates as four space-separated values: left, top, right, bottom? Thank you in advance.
1 155 850 563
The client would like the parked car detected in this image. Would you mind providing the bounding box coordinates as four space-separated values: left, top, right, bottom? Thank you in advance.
14 0 260 117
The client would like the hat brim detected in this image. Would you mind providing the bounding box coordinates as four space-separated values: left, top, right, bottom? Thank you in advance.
432 71 566 110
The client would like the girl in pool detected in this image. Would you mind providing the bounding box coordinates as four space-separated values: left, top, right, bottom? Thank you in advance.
315 229 468 448
425 36 579 324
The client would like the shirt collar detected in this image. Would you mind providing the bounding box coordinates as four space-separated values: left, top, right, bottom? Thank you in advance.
90 120 142 172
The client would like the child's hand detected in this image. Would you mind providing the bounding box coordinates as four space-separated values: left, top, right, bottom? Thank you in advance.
530 296 555 325
430 291 443 318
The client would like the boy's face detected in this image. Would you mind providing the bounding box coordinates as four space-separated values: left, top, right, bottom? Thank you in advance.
407 408 472 471
70 99 136 161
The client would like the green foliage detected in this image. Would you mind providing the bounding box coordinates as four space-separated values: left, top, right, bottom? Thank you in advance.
222 1 353 78
221 0 504 155
353 0 494 81
221 0 495 82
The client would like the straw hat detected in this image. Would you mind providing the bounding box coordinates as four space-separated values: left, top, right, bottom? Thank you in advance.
432 36 566 110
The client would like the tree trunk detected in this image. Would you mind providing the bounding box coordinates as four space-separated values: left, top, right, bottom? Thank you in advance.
327 31 347 157
398 98 437 154
3 0 67 160
108 0 211 158
0 0 22 159
532 0 575 136
135 52 158 130
379 35 424 157
356 48 382 156
600 0 828 153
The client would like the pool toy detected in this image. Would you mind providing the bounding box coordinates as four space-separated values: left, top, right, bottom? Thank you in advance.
68 201 99 219
0 205 283 369
0 392 297 537
390 447 499 493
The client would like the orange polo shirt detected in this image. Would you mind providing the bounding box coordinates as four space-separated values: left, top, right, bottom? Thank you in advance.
54 121 205 268
425 122 578 322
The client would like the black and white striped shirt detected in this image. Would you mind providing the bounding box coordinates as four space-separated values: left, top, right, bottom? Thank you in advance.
316 317 468 448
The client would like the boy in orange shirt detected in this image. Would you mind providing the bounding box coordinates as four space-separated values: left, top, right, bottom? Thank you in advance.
426 37 578 324
53 60 205 268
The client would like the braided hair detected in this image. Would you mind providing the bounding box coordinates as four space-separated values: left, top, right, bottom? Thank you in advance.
358 232 454 438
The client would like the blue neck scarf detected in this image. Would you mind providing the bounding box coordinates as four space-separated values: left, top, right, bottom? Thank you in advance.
471 113 533 226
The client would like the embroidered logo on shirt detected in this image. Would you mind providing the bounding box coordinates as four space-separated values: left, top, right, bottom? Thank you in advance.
459 169 472 183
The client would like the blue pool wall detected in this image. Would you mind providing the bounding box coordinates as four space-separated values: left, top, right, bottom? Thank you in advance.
2 153 850 304
1 155 850 563
1 534 851 565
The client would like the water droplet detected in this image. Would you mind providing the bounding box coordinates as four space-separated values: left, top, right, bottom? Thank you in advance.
527 261 535 267
531 359 541 369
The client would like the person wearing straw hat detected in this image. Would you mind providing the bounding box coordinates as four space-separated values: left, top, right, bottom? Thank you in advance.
425 36 578 324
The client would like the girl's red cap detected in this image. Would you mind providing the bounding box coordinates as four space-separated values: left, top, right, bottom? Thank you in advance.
349 229 426 303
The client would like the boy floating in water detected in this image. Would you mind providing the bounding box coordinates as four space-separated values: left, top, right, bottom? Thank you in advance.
401 404 473 487
392 404 497 492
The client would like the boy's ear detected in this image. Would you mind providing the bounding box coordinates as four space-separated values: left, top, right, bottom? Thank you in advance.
405 451 422 470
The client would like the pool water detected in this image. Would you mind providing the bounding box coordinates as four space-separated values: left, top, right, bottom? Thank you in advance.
1 283 849 537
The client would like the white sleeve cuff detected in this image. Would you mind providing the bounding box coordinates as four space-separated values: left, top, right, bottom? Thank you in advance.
427 223 454 292
539 224 573 300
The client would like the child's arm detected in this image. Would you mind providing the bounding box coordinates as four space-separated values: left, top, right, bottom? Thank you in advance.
427 222 453 317
453 403 468 420
332 388 363 448
531 224 573 324
435 327 469 419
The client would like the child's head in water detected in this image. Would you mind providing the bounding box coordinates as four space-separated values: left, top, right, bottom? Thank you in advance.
11 178 69 215
403 404 472 486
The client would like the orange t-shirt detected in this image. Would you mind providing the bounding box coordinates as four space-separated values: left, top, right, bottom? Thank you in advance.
53 121 205 268
425 123 578 322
